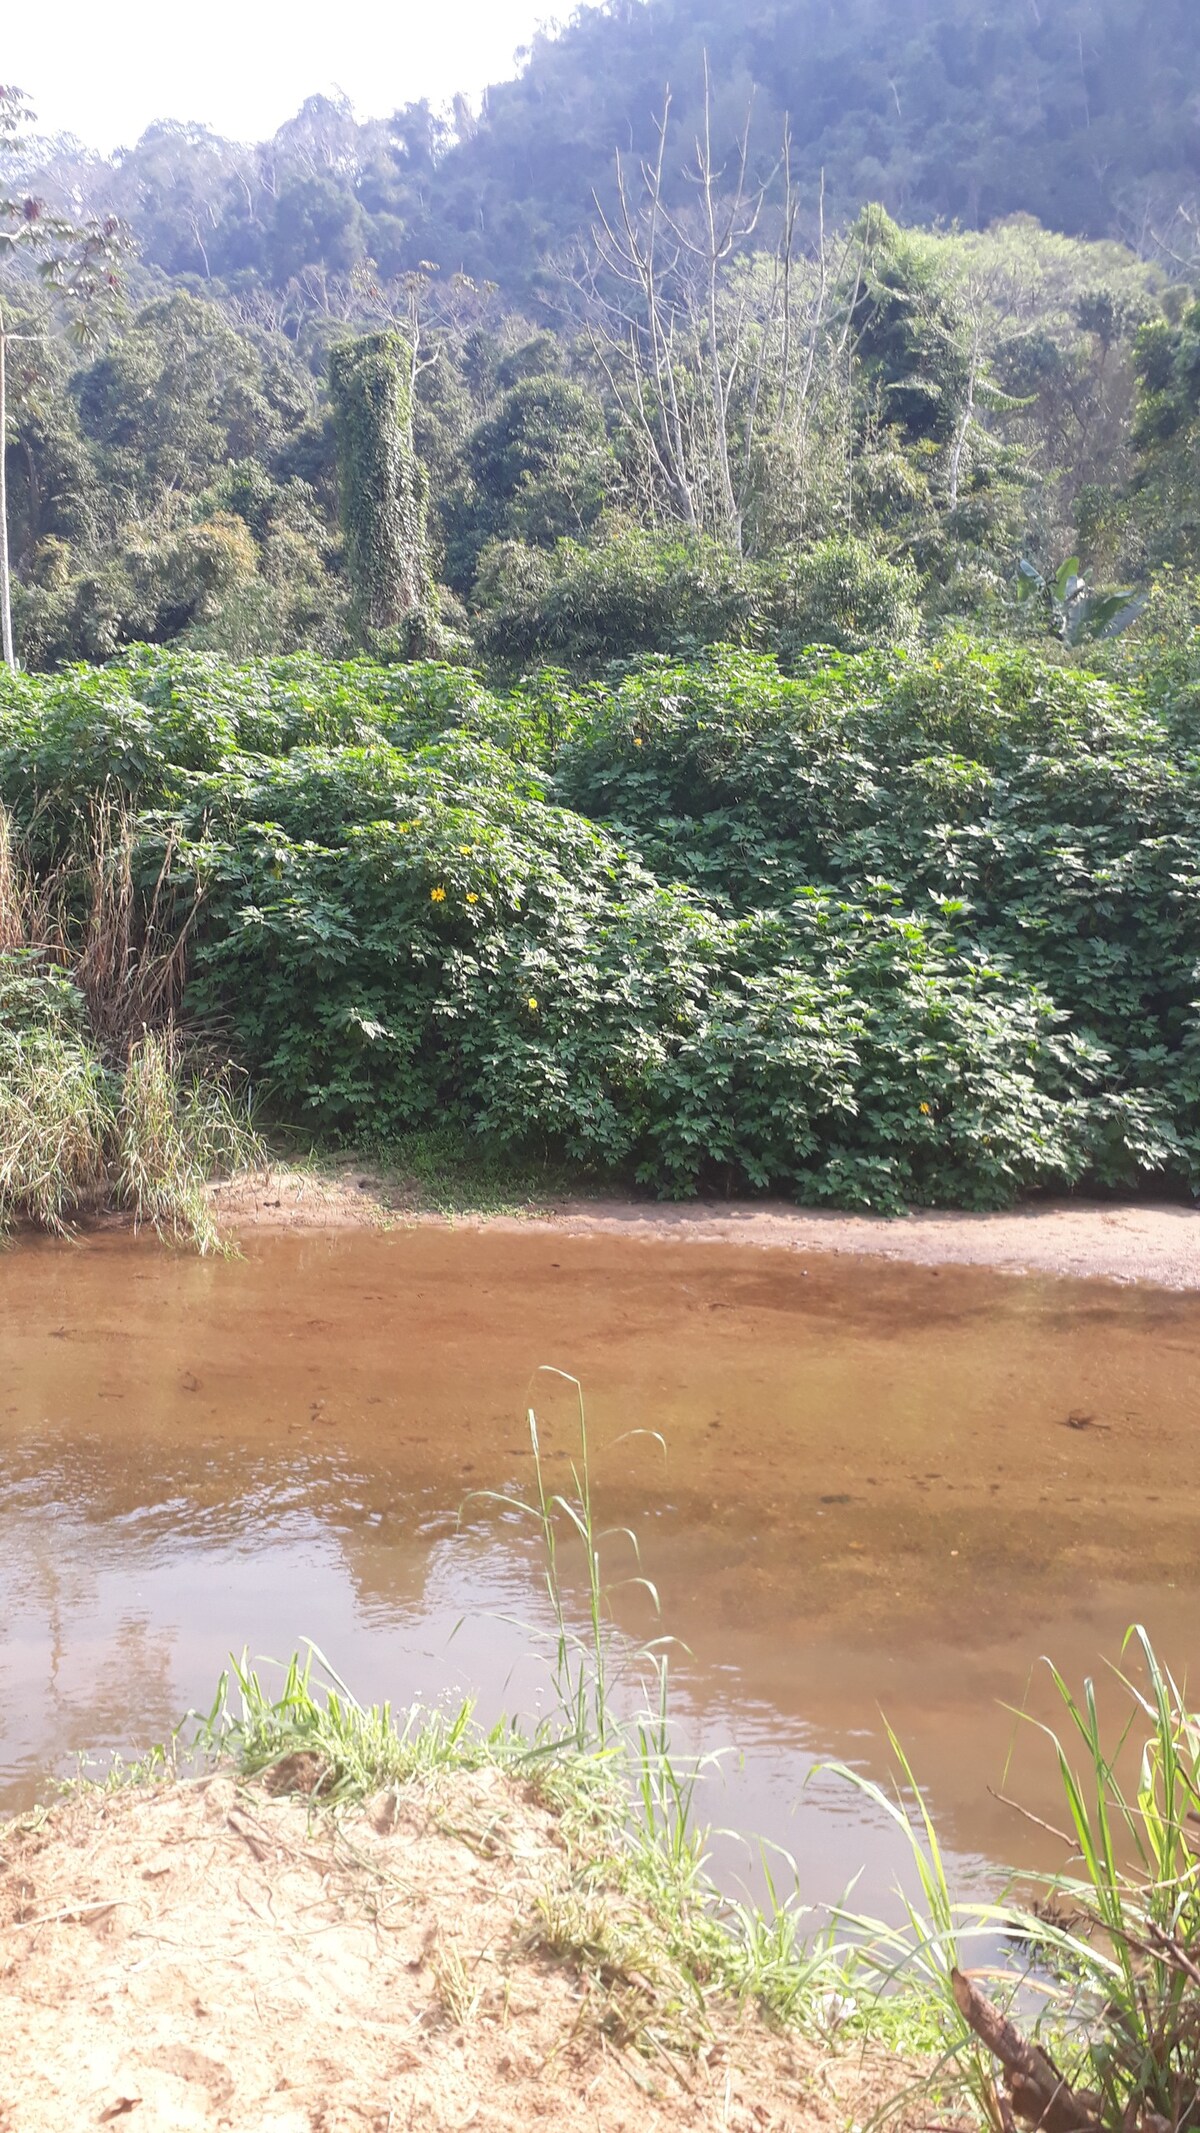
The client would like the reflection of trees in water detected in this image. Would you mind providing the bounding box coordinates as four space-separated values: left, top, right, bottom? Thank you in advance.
5 1232 1200 1877
0 1504 179 1795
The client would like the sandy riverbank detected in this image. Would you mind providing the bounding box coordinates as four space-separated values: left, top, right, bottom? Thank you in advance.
0 1769 929 2133
211 1165 1200 1289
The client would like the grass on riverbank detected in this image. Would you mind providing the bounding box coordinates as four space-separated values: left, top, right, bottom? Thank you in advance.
176 1624 1200 2133
0 802 262 1252
829 1632 1200 2133
7 1375 1197 2131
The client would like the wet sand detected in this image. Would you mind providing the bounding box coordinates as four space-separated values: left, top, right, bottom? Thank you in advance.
215 1165 1200 1288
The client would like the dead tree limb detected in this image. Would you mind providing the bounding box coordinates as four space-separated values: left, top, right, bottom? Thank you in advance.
951 1967 1101 2133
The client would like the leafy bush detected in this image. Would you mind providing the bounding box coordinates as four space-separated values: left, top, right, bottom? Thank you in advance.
3 639 1197 1206
556 639 1200 1176
174 726 1176 1207
0 652 548 850
768 536 922 657
471 528 765 668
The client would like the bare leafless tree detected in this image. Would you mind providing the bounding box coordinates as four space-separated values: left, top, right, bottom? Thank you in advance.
580 65 860 555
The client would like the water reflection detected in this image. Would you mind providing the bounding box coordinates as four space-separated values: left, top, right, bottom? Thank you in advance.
2 1225 1198 1909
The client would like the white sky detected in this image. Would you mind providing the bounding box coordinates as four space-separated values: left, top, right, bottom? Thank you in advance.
4 0 565 153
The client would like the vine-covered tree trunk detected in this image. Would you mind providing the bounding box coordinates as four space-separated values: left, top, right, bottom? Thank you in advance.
329 331 432 648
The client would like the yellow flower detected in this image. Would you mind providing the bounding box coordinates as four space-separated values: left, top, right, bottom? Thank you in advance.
528 997 539 1011
430 886 446 902
458 844 472 854
633 737 643 748
466 891 479 904
919 1102 931 1114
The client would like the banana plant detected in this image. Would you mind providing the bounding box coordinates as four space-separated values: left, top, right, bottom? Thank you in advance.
1017 554 1146 647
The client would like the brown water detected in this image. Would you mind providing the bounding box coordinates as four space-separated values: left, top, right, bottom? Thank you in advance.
2 1227 1198 1907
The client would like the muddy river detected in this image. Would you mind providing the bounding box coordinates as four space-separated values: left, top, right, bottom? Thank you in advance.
2 1227 1198 1908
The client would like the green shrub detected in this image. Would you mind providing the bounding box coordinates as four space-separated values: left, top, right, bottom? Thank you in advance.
767 536 922 657
3 638 1197 1207
555 639 1200 1176
471 528 765 668
176 718 1177 1207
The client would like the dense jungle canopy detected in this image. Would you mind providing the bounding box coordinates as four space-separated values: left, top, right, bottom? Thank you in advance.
2 0 1200 1221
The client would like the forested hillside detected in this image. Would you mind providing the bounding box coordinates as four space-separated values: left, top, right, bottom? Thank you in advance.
3 0 1199 677
3 2 1200 1226
17 0 1200 298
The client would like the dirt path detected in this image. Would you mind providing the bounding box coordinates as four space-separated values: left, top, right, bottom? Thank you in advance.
213 1168 1200 1289
0 1770 930 2133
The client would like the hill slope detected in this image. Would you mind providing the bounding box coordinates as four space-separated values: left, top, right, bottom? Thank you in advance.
23 0 1200 300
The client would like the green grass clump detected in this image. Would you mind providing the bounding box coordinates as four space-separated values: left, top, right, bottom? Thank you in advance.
831 1629 1200 2131
0 802 262 1252
115 1028 262 1252
0 981 262 1251
199 1638 887 2054
200 1646 491 1799
0 1012 112 1234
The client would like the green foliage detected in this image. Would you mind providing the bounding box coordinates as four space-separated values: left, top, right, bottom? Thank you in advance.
472 529 766 669
267 171 366 284
200 1647 483 1799
6 10 1198 684
852 209 974 450
1127 301 1200 570
73 293 302 511
2 289 341 668
0 955 258 1248
555 644 1200 1181
836 1630 1200 2133
443 371 614 591
0 791 261 1244
1016 554 1146 647
0 954 111 1230
5 638 1195 1210
769 538 921 658
329 331 432 649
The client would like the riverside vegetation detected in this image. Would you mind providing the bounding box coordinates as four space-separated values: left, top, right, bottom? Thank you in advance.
1 631 1198 1224
5 3 1200 1235
25 1390 1199 2133
0 798 260 1246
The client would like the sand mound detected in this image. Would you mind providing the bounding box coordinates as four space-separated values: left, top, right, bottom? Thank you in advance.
0 1769 928 2132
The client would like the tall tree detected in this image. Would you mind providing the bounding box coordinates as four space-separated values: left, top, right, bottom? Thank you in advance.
1 82 124 670
584 78 854 556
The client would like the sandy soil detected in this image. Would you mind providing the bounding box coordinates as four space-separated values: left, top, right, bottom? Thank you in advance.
0 1769 930 2133
211 1164 1200 1288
